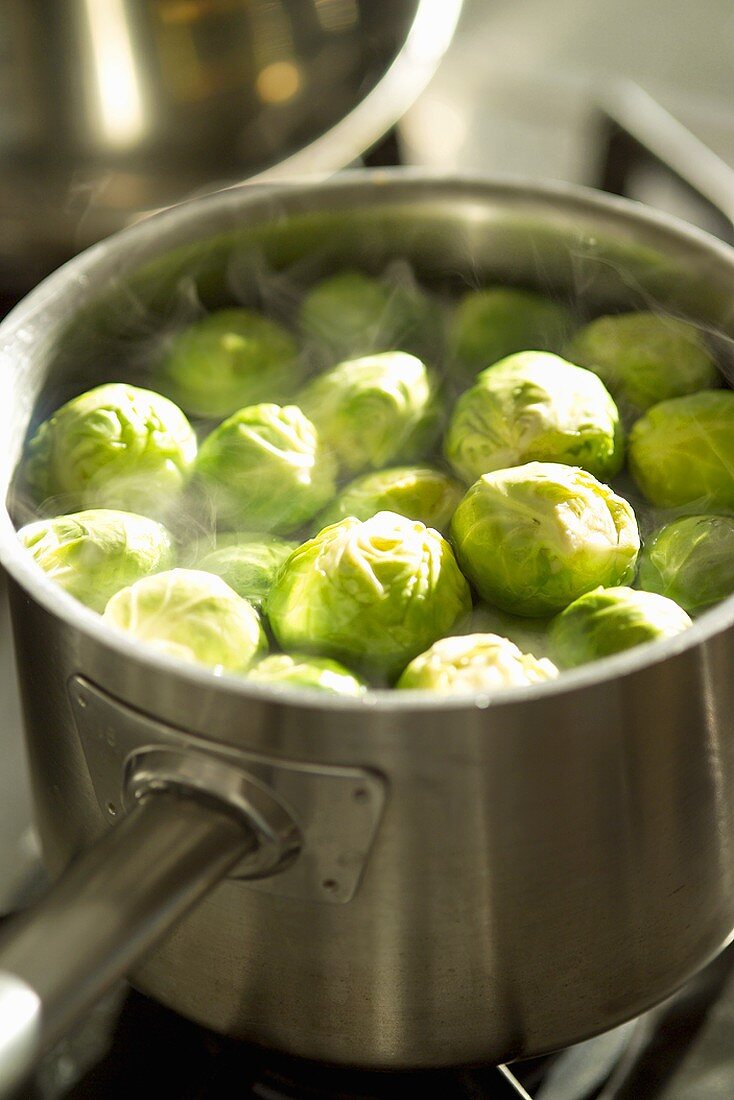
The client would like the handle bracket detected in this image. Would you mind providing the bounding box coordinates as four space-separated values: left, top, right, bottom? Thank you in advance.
125 745 301 879
69 676 387 904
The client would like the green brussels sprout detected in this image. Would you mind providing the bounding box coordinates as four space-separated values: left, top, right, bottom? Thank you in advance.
23 383 196 519
444 352 623 484
549 586 692 668
103 568 266 671
449 287 575 373
268 511 472 679
18 509 174 612
248 653 366 696
629 390 734 509
299 270 434 360
187 532 296 608
397 633 558 693
315 466 463 534
451 462 640 616
192 403 336 533
298 352 438 476
638 514 734 613
567 311 718 411
159 308 302 419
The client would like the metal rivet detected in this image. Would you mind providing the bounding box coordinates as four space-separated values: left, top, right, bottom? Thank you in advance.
107 802 117 816
77 695 87 709
353 787 369 803
322 878 339 892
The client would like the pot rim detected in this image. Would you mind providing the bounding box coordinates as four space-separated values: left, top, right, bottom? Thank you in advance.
1 168 732 714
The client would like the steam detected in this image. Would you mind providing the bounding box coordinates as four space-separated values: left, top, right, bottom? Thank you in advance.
566 234 734 388
10 235 734 647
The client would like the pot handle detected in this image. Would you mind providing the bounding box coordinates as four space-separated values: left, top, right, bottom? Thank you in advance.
0 787 258 1098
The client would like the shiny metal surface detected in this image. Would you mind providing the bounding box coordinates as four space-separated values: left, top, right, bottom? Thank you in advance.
0 570 33 906
0 0 462 290
499 1066 533 1099
3 174 734 1067
124 748 302 880
0 790 252 1099
71 675 385 898
0 974 40 1100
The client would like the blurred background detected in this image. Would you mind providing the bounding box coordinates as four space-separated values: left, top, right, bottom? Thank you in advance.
402 0 734 185
3 0 734 302
0 0 459 294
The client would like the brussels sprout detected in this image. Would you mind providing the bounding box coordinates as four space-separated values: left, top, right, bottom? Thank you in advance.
187 532 296 608
193 403 336 533
298 352 438 476
451 462 639 616
567 311 718 411
299 270 433 361
248 653 366 696
23 383 197 519
449 287 575 373
549 586 691 668
444 352 623 484
268 511 472 679
159 308 301 419
103 568 266 671
397 633 558 693
629 390 734 509
315 466 463 534
638 514 734 613
18 509 174 612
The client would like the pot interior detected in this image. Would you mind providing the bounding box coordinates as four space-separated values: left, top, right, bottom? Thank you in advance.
3 174 734 667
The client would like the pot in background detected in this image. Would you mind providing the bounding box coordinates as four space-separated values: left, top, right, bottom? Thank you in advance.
0 0 462 292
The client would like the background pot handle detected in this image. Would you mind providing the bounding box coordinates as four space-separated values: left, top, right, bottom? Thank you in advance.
0 788 258 1098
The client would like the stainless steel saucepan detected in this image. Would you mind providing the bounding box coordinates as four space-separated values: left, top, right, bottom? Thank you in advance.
1 173 734 1095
